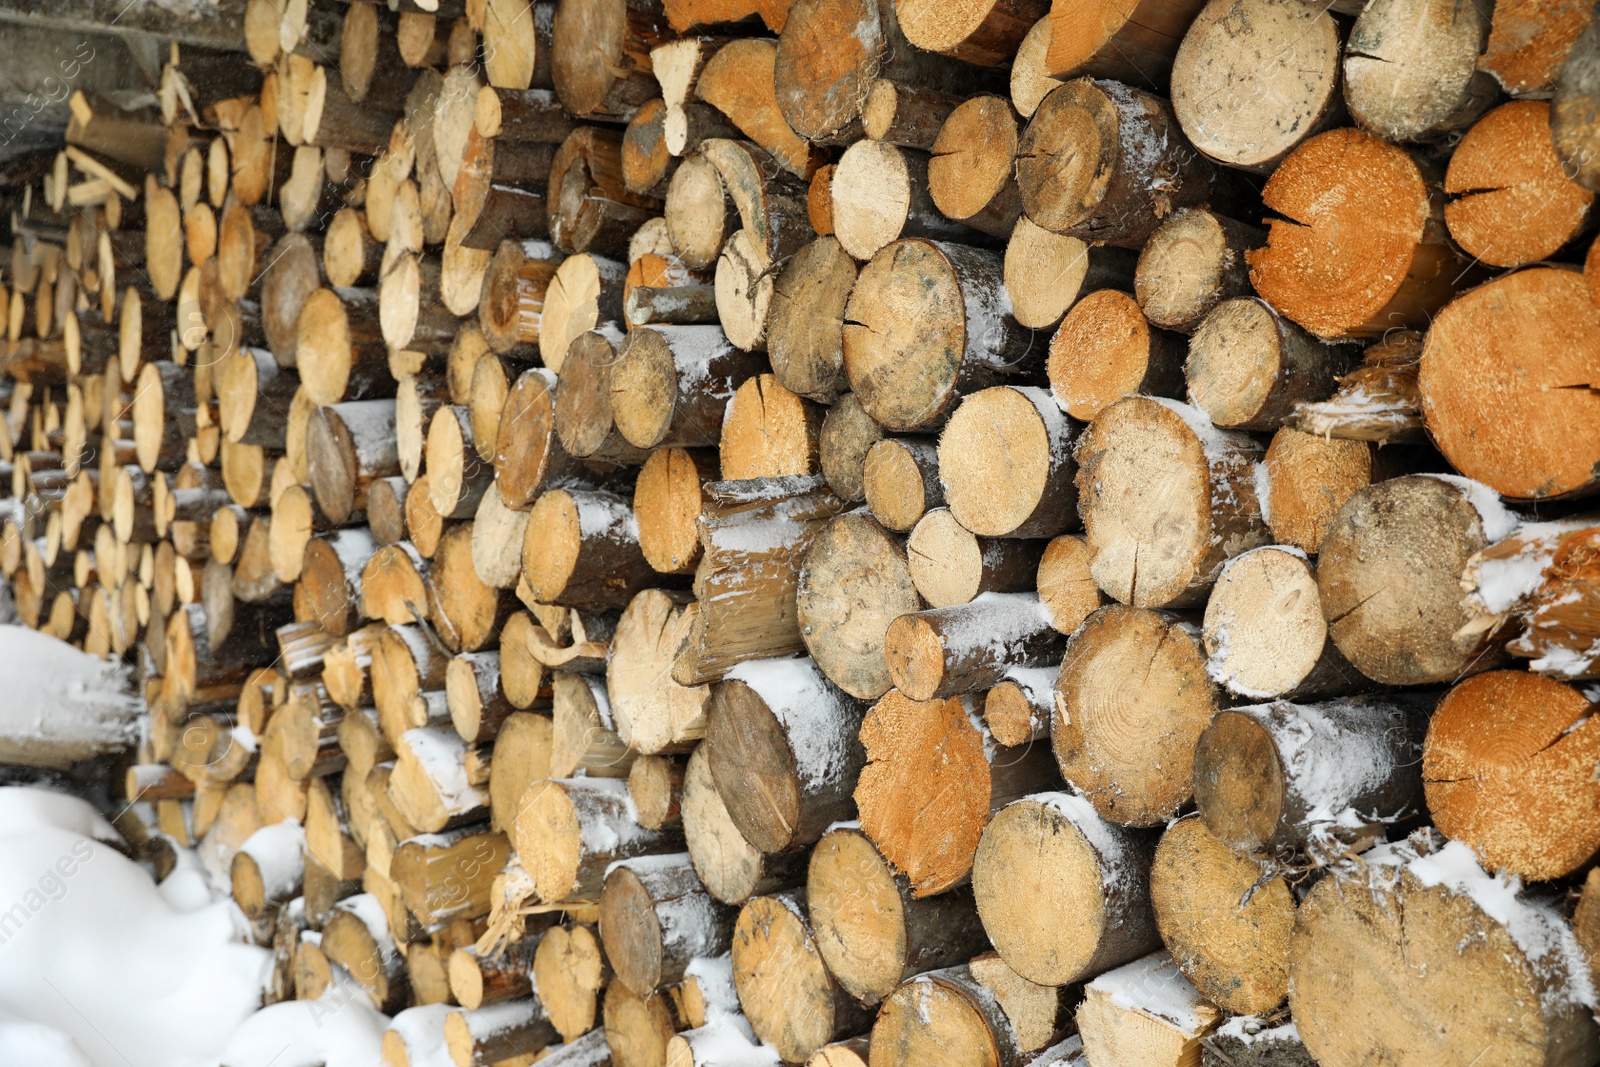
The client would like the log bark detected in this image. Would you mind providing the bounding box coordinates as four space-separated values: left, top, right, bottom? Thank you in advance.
600 853 737 997
307 399 399 526
1186 297 1358 432
611 324 760 450
520 488 655 611
1044 0 1206 84
512 776 682 902
884 593 1064 702
1193 696 1430 861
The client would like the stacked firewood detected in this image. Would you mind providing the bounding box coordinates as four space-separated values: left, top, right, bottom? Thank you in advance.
4 0 1600 1063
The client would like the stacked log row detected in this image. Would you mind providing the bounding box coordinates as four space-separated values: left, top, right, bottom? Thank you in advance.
4 0 1600 1064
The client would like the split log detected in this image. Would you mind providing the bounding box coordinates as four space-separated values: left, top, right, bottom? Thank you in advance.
731 891 875 1063
358 541 429 626
696 40 817 180
1016 80 1215 247
1201 546 1361 702
1287 330 1425 445
905 508 1042 610
1418 267 1600 501
607 588 710 754
1074 396 1267 609
392 827 510 926
884 594 1063 701
808 826 988 1005
1193 696 1430 860
856 690 1057 896
1423 670 1600 880
552 670 635 779
1076 951 1221 1067
1149 815 1294 1015
971 791 1159 985
796 511 922 699
1245 128 1466 340
1053 605 1218 826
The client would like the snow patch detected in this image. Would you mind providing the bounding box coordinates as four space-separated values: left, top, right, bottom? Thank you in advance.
1419 473 1520 542
1088 950 1213 1034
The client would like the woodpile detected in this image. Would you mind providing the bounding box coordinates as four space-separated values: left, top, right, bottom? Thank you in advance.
6 0 1600 1065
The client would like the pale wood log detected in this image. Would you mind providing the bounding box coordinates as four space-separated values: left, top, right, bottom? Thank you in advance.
808 826 988 1005
973 790 1158 986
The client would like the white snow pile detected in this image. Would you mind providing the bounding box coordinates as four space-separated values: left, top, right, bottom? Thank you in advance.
0 787 390 1067
0 627 142 770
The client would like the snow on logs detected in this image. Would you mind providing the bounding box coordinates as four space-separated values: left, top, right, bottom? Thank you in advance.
9 2 1600 1064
